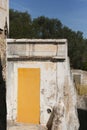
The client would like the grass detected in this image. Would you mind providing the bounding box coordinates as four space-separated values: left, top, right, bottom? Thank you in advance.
76 85 87 95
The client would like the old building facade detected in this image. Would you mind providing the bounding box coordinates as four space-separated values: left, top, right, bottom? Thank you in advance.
6 39 79 130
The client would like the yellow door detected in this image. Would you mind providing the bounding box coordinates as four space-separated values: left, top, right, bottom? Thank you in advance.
17 68 40 124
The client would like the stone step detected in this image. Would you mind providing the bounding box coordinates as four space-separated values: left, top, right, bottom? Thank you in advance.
7 123 47 130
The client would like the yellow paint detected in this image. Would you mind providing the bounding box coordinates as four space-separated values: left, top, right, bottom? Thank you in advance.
17 68 40 124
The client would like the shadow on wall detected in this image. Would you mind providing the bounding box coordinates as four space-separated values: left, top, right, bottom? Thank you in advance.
46 108 54 130
46 100 64 130
78 109 87 130
0 59 6 130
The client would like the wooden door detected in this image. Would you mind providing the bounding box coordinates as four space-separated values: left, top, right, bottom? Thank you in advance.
17 68 40 124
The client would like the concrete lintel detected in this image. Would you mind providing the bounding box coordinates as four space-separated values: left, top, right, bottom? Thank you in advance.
7 56 65 62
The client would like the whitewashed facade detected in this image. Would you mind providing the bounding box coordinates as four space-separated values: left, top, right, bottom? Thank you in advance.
6 39 79 130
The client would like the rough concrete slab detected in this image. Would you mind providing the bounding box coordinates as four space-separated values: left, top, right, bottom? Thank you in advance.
7 124 47 130
7 121 47 130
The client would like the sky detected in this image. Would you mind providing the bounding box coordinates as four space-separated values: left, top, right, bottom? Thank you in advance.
10 0 87 38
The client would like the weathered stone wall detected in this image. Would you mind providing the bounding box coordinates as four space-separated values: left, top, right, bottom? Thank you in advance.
77 96 87 110
72 69 87 95
72 69 87 111
0 0 9 30
47 58 79 130
0 33 6 80
0 33 6 130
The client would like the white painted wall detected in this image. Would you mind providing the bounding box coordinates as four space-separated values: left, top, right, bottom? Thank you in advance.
7 61 58 124
6 39 79 130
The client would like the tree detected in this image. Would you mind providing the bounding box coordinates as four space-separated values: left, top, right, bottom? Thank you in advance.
9 9 32 38
32 16 63 38
9 9 87 70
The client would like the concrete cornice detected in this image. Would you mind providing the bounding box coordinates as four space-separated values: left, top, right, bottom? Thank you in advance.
7 39 67 44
